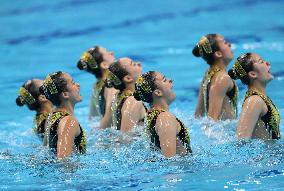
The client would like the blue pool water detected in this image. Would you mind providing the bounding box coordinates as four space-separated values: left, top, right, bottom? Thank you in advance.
1 0 284 190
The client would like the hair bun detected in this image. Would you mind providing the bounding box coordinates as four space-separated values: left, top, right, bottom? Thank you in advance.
39 85 45 95
16 96 25 106
77 60 84 70
192 45 201 57
133 91 142 101
105 78 114 88
228 68 239 80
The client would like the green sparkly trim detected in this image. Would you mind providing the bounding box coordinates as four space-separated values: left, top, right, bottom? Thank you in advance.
33 112 49 134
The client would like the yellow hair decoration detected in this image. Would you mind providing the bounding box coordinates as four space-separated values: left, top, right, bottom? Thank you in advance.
234 61 247 78
136 75 152 93
19 87 36 105
80 52 98 69
43 75 58 95
198 36 212 56
108 71 122 86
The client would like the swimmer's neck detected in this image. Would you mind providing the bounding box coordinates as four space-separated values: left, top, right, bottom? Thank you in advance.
37 103 52 114
55 102 75 115
151 100 169 111
101 69 110 81
211 60 229 71
124 83 135 93
248 83 266 95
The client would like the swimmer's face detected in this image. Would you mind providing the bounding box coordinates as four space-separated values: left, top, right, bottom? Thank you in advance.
62 73 82 104
98 46 115 68
216 35 234 63
154 72 176 103
250 53 273 83
120 57 142 82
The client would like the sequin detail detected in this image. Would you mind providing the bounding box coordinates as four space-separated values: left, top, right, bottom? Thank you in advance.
145 109 192 153
91 79 106 117
111 90 133 130
47 111 87 154
202 67 238 115
33 112 49 139
244 91 281 139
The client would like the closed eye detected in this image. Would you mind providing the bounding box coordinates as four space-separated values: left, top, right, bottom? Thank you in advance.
257 59 265 64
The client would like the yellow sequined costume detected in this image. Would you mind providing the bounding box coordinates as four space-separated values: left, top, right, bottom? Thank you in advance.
91 79 106 117
145 109 192 153
111 90 133 130
47 111 87 154
33 112 49 139
244 91 281 139
202 67 238 115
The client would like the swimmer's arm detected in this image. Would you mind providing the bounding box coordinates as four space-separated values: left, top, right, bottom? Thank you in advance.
43 125 49 147
208 74 231 121
89 86 99 120
43 134 48 146
43 114 52 146
57 116 80 159
43 119 49 146
156 112 178 158
195 82 205 118
236 96 265 139
99 88 118 129
120 96 144 132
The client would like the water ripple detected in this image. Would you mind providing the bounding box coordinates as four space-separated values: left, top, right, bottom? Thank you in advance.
5 12 174 45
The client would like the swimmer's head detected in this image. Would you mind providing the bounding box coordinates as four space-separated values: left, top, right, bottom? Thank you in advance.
77 46 115 79
229 53 273 85
40 71 67 106
134 71 175 104
192 34 233 65
133 71 156 103
106 57 142 91
16 79 50 111
40 71 82 107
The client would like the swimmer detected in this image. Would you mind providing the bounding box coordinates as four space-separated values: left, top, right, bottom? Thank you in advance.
134 71 192 157
106 57 146 132
229 53 280 139
16 79 53 139
193 34 238 120
40 71 86 158
77 46 117 129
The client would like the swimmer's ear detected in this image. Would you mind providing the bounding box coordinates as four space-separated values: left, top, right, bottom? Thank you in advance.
38 94 47 102
214 51 222 58
123 75 133 83
61 92 70 99
153 89 162 97
100 61 109 70
248 71 257 79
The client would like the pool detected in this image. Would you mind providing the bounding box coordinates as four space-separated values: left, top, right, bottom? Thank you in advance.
1 0 284 190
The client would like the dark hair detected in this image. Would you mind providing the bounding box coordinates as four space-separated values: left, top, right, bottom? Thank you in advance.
192 34 220 65
16 79 41 111
133 71 157 103
105 60 128 91
228 53 254 85
77 46 104 79
39 71 68 106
